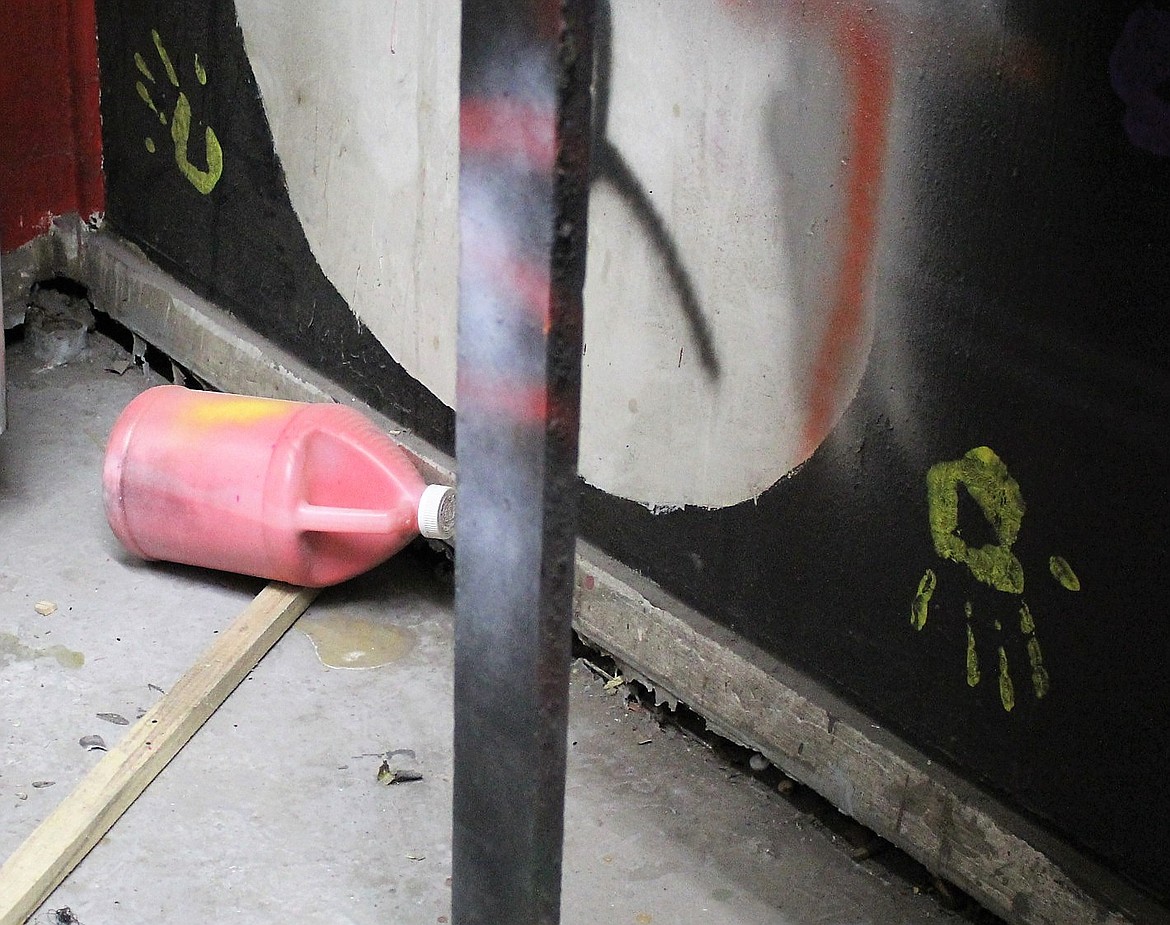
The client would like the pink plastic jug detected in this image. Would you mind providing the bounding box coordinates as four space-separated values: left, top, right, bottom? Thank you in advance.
103 386 455 587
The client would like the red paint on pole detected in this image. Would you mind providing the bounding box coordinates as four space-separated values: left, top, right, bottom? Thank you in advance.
460 98 557 172
465 238 553 332
0 0 104 253
459 374 551 425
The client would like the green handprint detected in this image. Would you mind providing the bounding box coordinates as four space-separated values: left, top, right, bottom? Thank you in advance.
910 446 1079 712
135 29 223 194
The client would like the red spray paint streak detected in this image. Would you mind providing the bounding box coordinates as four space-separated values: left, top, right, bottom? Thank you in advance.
801 9 893 458
722 3 1056 459
0 0 104 254
67 0 104 220
720 0 893 459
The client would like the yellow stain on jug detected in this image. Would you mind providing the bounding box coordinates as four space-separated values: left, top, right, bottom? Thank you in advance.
911 446 1078 713
179 396 293 429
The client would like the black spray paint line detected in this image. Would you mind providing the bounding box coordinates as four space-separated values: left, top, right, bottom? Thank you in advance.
592 139 721 378
591 0 720 379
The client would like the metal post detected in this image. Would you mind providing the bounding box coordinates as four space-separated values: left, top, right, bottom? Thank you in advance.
453 1 594 924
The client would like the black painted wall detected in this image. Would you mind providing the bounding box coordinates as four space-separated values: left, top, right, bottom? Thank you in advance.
584 3 1170 902
94 0 1170 903
95 0 456 448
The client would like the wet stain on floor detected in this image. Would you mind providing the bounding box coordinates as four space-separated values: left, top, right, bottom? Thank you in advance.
0 632 85 669
296 611 415 670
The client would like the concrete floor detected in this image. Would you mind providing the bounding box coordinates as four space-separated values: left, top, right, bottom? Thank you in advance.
1 332 981 924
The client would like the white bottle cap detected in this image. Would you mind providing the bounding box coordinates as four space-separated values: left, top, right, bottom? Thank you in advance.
418 484 456 540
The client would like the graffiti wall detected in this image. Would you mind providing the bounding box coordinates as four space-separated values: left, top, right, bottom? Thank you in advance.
90 0 1170 904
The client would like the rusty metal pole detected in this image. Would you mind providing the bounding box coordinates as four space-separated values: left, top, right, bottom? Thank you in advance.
452 1 595 924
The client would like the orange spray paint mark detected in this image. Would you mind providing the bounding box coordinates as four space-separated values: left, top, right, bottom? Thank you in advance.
457 372 583 435
459 375 550 425
800 8 893 459
717 0 894 459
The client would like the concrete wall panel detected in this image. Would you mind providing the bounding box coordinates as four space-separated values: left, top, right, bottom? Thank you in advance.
234 0 873 508
85 0 1170 909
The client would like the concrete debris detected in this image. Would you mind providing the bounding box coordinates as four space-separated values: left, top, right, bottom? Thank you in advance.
377 761 423 785
25 288 95 368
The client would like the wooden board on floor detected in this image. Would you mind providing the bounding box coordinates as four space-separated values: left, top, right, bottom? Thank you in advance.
0 581 318 925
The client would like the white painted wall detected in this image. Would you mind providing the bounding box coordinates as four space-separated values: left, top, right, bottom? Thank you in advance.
236 0 461 398
235 0 870 509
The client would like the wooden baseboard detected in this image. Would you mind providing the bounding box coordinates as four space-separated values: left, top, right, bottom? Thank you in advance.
31 215 1165 925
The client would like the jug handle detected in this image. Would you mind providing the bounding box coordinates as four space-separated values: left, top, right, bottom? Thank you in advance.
295 502 399 535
